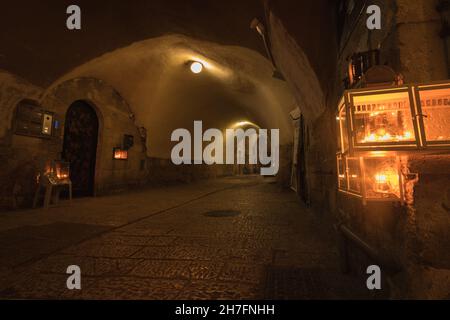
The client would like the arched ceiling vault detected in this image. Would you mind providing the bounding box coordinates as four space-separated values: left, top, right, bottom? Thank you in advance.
48 34 296 158
1 1 337 149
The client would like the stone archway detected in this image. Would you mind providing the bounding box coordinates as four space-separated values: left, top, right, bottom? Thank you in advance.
41 77 148 195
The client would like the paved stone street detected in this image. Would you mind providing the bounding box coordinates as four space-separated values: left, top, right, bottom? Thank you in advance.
0 176 381 299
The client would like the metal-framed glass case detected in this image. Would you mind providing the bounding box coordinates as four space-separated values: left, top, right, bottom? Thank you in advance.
337 81 450 152
414 83 450 147
336 154 403 205
336 81 450 205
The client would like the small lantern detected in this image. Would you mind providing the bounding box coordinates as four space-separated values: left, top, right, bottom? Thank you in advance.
340 86 419 152
39 160 71 186
361 156 403 202
113 147 128 160
414 83 450 146
335 81 450 205
55 161 70 180
337 81 450 152
337 154 403 204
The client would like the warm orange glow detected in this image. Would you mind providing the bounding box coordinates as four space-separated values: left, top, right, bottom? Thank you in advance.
56 172 69 180
352 89 416 145
114 149 128 160
373 170 399 194
369 151 389 157
362 130 412 143
55 162 70 180
418 87 450 142
230 121 261 129
353 90 410 105
375 174 387 183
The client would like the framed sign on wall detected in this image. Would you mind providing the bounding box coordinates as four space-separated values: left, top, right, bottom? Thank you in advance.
14 100 55 139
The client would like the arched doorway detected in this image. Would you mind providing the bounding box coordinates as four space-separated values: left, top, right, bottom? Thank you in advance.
62 100 99 197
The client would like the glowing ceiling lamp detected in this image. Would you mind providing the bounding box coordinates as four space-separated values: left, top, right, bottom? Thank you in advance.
190 61 203 74
233 121 260 129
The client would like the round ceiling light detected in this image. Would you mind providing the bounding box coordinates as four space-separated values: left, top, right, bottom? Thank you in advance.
190 61 203 74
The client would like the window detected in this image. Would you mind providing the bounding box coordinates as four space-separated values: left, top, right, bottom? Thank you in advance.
416 86 450 144
347 157 362 193
362 156 402 201
14 100 54 138
350 90 416 147
337 154 347 190
337 101 349 153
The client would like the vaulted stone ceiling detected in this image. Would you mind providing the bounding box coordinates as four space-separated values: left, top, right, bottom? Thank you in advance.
0 0 266 86
48 35 295 158
1 0 338 158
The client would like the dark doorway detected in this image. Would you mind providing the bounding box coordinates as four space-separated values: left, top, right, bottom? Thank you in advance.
62 101 99 197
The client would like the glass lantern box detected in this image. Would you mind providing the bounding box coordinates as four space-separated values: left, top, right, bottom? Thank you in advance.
337 155 403 204
337 82 450 152
336 81 450 204
414 84 450 146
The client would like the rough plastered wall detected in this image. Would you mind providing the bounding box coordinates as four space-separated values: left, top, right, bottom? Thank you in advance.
268 0 450 298
49 35 296 186
0 71 44 209
41 78 149 195
336 0 450 298
0 71 267 209
0 73 152 209
334 0 411 295
393 0 450 299
335 0 450 299
265 0 339 215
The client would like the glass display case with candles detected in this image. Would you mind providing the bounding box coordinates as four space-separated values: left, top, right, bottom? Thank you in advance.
113 147 128 160
337 154 404 205
336 81 450 205
42 160 71 185
414 83 450 147
34 160 72 209
54 161 70 181
361 156 403 203
343 86 419 152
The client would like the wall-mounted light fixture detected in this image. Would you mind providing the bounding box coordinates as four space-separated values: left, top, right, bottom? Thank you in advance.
113 147 128 160
250 17 285 81
123 134 134 150
190 61 204 74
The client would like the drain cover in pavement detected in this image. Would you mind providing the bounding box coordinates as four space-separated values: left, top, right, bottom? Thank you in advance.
204 210 241 217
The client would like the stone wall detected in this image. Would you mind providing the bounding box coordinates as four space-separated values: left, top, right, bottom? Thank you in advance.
0 73 250 210
335 0 450 299
41 77 149 195
0 71 44 209
146 158 236 186
264 0 339 215
266 0 450 298
0 74 153 208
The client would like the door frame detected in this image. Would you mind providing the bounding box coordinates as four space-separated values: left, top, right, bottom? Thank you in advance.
62 100 102 197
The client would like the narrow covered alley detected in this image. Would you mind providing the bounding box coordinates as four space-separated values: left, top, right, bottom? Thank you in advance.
1 0 450 302
0 176 381 299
